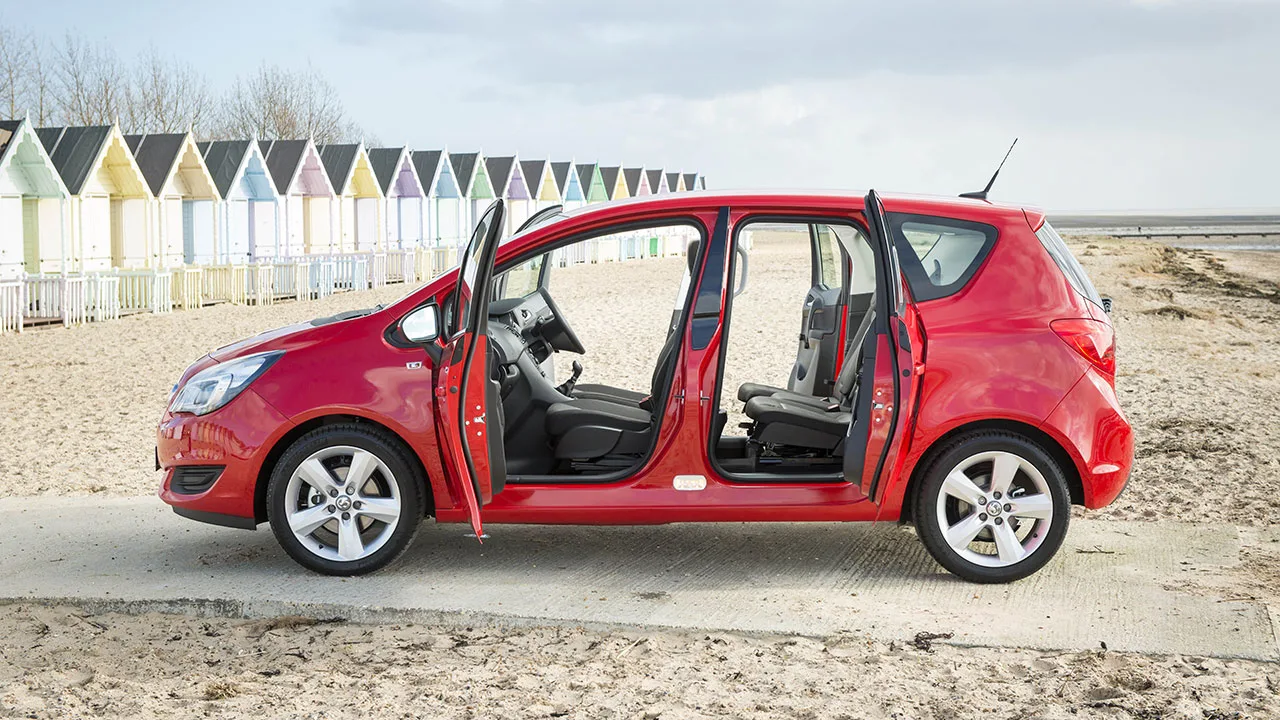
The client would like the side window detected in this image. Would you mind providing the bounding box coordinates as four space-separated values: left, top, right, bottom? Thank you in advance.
889 213 996 302
813 224 842 289
496 254 545 300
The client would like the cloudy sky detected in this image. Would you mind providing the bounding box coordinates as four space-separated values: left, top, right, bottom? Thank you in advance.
21 0 1280 211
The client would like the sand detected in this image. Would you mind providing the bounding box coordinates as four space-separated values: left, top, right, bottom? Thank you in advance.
2 603 1276 720
4 232 1280 716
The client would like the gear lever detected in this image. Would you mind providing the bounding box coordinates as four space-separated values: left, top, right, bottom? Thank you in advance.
556 361 583 397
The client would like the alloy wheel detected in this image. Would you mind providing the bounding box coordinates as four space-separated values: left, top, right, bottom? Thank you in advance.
284 445 403 562
933 450 1055 568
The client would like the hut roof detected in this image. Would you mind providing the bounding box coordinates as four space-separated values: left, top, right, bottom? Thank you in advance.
485 156 516 195
623 168 643 196
550 161 573 196
520 159 547 189
199 140 252 199
124 133 189 196
598 166 621 200
318 143 361 194
258 139 310 195
449 152 480 193
0 120 20 165
683 173 698 191
411 150 447 194
646 169 664 192
35 125 114 195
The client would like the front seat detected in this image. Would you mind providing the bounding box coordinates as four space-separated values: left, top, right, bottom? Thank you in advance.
544 295 690 460
742 310 875 454
570 239 700 408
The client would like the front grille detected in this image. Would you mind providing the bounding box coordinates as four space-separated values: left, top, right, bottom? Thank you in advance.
171 466 224 495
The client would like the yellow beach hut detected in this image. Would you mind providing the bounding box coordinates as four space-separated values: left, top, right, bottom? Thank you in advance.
318 143 385 253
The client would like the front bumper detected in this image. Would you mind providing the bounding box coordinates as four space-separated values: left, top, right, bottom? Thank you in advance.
1042 367 1134 509
157 388 295 526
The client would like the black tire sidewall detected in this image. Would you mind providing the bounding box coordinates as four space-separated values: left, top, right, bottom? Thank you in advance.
267 425 423 576
914 432 1071 584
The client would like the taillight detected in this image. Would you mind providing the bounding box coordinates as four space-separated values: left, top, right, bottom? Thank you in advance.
1050 318 1115 376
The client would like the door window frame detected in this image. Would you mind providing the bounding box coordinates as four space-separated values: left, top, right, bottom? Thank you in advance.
707 211 872 484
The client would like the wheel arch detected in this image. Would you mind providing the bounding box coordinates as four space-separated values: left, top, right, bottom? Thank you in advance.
897 418 1084 524
254 413 434 523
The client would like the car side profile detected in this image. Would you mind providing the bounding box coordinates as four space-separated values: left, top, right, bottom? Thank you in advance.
157 190 1133 583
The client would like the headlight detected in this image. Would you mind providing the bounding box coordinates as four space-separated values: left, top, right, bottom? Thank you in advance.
169 351 283 416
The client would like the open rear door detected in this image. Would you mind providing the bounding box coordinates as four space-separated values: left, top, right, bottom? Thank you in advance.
436 200 507 539
846 190 925 504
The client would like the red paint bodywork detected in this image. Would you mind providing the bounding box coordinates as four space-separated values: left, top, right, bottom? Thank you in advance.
158 191 1133 529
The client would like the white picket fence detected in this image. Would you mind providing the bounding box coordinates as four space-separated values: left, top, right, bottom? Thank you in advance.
1 238 691 334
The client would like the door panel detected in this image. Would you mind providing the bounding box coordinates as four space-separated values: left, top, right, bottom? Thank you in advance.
434 200 506 539
846 190 922 503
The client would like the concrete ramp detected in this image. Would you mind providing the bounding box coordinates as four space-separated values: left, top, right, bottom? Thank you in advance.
0 497 1273 660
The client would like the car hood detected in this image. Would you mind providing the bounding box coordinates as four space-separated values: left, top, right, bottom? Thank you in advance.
209 322 316 362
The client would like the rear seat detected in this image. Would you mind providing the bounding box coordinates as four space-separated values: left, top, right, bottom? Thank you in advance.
742 309 875 454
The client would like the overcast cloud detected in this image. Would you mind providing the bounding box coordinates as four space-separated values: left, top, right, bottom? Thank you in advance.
21 0 1280 211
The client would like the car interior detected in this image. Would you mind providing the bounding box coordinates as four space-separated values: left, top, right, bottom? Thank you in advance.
487 219 879 483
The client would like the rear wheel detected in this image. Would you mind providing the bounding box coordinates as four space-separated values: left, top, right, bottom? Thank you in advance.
267 424 424 576
913 431 1070 583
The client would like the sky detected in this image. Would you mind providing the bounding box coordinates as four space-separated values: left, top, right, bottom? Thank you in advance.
16 0 1280 212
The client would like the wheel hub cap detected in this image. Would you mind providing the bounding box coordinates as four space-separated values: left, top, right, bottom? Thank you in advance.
986 500 1003 517
335 495 352 512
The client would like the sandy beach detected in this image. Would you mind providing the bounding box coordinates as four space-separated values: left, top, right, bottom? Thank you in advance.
3 232 1280 717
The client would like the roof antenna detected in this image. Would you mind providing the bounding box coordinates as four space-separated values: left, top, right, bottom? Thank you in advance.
960 138 1017 201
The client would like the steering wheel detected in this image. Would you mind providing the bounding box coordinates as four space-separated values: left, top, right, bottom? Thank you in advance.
536 287 587 355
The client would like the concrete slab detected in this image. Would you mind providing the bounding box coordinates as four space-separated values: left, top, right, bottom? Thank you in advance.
0 497 1273 660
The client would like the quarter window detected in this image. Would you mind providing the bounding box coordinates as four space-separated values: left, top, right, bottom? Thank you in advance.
889 213 997 301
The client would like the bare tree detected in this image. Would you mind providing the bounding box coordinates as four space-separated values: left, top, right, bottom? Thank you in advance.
123 47 214 134
52 32 124 126
0 23 34 119
216 63 362 143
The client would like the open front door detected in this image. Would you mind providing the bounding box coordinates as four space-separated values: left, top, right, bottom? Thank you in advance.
436 200 507 539
846 190 925 504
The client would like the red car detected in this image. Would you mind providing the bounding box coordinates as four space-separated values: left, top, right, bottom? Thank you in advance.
157 190 1132 583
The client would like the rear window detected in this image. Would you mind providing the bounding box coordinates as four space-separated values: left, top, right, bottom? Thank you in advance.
889 213 997 302
1035 222 1103 307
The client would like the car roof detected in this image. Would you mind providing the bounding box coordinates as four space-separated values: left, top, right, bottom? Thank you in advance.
557 189 1039 223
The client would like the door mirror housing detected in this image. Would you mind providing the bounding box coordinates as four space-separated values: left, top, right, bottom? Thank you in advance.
401 304 440 343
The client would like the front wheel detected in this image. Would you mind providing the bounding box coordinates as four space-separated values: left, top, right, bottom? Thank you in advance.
913 431 1071 583
267 424 424 576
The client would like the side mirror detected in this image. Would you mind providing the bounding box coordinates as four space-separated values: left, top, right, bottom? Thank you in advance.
401 304 440 343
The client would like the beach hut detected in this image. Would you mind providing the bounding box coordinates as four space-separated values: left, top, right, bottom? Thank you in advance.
369 147 424 250
125 132 218 267
448 151 494 235
260 139 336 256
551 161 585 210
576 163 609 204
0 118 68 280
318 143 384 253
623 167 650 197
412 150 463 246
599 166 626 200
520 159 560 212
199 140 279 264
485 155 531 234
646 169 668 194
666 172 685 193
37 124 152 271
523 159 560 210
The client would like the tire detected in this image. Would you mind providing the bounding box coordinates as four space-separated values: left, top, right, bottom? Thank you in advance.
267 423 424 576
912 431 1070 583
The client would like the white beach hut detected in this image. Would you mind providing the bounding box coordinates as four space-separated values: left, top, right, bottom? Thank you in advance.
260 139 336 256
0 118 68 279
368 147 424 250
37 124 152 271
412 150 464 246
318 143 385 253
125 132 218 267
199 140 280 263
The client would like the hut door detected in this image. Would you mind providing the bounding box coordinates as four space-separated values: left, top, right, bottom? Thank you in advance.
22 198 40 273
182 201 196 264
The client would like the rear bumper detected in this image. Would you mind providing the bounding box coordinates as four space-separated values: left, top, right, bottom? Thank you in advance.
1042 368 1134 509
157 388 295 526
